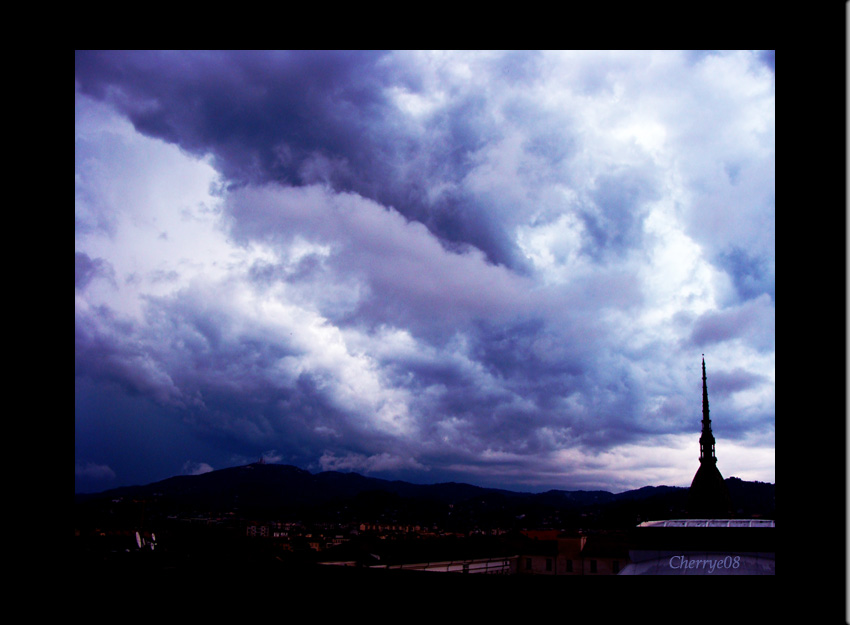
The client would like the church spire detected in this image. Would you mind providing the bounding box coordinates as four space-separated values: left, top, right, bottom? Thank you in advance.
699 355 716 463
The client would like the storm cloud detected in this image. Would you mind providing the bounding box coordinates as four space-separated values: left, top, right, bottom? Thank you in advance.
75 51 774 493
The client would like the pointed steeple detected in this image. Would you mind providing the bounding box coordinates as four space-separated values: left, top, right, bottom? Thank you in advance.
688 356 733 518
698 355 716 464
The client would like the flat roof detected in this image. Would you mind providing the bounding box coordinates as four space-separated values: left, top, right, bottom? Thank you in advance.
638 519 774 528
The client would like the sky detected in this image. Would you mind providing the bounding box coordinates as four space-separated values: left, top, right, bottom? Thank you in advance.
75 50 775 495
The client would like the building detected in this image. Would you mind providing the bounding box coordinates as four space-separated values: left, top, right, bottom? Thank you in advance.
618 519 775 575
246 523 270 538
364 557 516 574
515 530 629 575
687 357 733 518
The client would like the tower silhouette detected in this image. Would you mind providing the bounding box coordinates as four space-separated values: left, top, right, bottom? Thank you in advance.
687 356 733 518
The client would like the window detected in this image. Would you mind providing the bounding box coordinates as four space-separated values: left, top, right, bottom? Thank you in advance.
525 558 532 570
590 560 597 573
565 559 573 572
546 558 552 572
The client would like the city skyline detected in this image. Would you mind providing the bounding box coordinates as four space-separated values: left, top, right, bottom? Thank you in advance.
75 51 775 494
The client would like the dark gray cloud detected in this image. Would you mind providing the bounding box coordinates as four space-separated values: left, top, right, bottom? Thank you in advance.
687 295 774 352
74 50 527 270
75 51 390 180
580 168 660 261
75 251 113 290
75 51 774 493
716 246 775 302
707 367 767 396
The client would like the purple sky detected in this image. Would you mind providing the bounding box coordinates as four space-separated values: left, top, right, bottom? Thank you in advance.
75 51 775 494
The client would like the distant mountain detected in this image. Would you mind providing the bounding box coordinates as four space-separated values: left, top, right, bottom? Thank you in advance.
75 463 521 513
74 462 774 525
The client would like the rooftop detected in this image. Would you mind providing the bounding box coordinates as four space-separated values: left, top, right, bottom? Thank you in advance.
638 519 774 528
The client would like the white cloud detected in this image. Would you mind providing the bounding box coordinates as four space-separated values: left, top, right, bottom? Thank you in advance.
318 451 427 475
75 52 774 492
183 461 214 475
75 462 117 481
75 92 238 321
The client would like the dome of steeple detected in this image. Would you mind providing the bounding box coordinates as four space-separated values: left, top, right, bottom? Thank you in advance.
689 460 732 518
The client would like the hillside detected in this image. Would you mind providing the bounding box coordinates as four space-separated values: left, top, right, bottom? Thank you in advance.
74 462 774 528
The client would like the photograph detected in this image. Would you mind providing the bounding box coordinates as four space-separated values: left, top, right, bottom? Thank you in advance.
75 50 775 586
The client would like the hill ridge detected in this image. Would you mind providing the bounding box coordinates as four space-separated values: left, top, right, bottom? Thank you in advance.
75 462 774 524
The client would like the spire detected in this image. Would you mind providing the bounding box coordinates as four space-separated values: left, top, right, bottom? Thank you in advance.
688 355 732 518
698 355 716 463
701 356 709 425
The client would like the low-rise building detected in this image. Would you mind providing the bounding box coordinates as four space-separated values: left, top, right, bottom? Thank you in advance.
516 530 628 575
